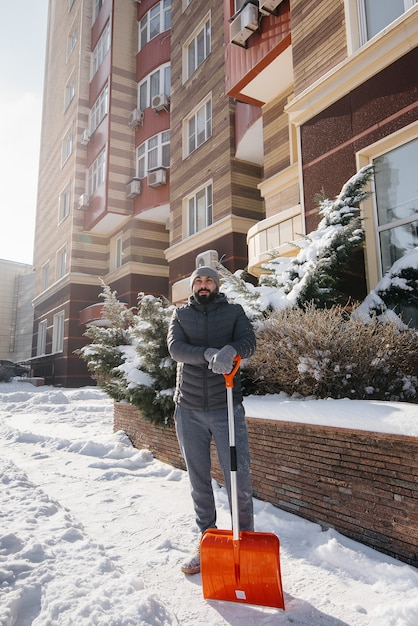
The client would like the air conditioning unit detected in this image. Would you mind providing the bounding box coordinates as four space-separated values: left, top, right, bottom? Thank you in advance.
78 193 91 210
230 2 259 48
126 179 141 199
128 108 144 128
259 0 284 15
195 250 219 269
80 129 91 145
147 168 167 188
151 93 170 112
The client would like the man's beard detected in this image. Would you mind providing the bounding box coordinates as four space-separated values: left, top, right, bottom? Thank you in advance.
195 289 217 304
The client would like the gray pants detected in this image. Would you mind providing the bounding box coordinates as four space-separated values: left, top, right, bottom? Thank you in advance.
174 403 254 534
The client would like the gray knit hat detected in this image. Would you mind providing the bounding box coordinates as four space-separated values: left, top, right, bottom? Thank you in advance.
189 266 220 291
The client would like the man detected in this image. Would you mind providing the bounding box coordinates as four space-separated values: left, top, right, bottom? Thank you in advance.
167 266 256 575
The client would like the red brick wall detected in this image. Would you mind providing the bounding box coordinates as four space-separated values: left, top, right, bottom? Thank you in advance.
114 402 418 567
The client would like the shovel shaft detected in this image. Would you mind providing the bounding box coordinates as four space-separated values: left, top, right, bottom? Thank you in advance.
227 386 240 542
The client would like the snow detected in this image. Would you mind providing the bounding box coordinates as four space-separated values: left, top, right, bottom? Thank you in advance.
1 381 417 625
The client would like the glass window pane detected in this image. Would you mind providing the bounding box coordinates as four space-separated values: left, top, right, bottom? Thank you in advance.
150 70 160 98
196 29 205 67
149 6 160 40
188 43 196 77
374 139 418 226
188 117 196 153
206 101 212 139
364 0 405 39
379 220 418 273
188 198 195 234
206 184 213 225
139 82 148 110
164 0 171 29
196 107 206 147
164 66 171 95
140 18 148 48
196 189 206 231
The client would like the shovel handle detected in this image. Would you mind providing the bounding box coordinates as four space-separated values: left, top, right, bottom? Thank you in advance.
223 355 241 388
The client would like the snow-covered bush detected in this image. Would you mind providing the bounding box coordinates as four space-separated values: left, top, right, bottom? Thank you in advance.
75 283 135 402
126 293 176 424
245 303 418 401
353 246 418 328
220 165 375 315
76 285 176 424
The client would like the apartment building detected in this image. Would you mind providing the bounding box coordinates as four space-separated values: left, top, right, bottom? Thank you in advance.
32 0 263 386
0 259 34 363
227 0 418 311
32 0 166 386
32 0 417 386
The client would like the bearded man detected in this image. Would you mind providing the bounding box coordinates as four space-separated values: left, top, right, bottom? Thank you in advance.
167 266 256 575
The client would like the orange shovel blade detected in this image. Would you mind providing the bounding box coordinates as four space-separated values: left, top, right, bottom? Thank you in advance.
201 529 285 609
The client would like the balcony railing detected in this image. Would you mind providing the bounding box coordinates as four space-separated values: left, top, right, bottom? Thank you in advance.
247 203 303 275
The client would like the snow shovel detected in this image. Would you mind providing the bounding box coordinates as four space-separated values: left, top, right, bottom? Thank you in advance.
201 356 285 610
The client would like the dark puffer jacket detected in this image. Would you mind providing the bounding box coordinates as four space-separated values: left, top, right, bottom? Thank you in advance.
167 293 256 410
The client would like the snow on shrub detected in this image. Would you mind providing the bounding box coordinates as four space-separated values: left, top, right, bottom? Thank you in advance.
76 285 176 424
245 303 418 402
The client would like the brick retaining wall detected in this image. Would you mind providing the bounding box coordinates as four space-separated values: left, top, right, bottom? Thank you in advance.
114 402 418 567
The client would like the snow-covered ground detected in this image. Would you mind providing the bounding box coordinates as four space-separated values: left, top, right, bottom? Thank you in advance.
0 380 417 625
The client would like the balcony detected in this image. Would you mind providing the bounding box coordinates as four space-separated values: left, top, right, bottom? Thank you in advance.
247 204 303 276
226 1 292 106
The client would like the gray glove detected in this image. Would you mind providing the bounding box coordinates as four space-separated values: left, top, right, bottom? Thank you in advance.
209 345 237 375
204 348 218 368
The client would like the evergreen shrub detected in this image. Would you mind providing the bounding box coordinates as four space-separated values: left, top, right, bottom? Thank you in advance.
76 285 176 424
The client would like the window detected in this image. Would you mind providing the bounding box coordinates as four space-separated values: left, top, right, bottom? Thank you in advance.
67 23 78 59
56 246 67 280
373 138 418 274
65 75 76 110
358 0 416 44
88 148 107 194
91 22 110 78
52 311 65 354
111 234 123 270
59 185 71 222
139 0 171 50
41 262 49 292
136 132 170 178
185 97 212 156
62 127 74 165
372 137 418 326
187 183 213 235
93 0 104 22
234 0 248 11
37 320 47 356
90 83 109 133
185 16 211 80
138 64 171 111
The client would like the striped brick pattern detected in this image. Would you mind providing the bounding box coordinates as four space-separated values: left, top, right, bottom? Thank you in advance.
291 0 347 96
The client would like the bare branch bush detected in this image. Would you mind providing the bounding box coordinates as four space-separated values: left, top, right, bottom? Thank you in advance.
245 304 418 401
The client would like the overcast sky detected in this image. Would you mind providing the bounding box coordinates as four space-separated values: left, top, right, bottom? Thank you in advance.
0 0 48 265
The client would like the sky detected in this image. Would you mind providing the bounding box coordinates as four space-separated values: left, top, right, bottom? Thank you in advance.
1 380 417 625
0 1 49 265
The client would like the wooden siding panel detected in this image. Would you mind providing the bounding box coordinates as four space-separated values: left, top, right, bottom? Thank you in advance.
291 0 347 96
